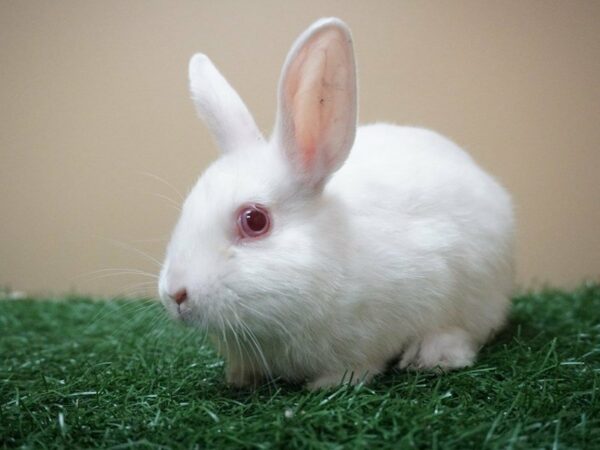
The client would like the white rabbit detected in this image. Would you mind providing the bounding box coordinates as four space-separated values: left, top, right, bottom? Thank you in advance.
158 18 514 389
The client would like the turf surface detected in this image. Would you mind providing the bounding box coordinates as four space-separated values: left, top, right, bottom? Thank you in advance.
1 284 599 449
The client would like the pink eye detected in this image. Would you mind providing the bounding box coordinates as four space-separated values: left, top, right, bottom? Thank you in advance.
237 203 271 239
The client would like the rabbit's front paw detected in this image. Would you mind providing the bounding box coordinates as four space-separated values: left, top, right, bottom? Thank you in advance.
399 328 476 371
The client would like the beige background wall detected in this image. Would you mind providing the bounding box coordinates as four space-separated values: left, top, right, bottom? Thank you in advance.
1 1 599 297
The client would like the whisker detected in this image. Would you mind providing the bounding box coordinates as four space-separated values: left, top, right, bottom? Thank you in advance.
76 270 159 286
238 301 295 344
138 170 185 202
218 315 229 360
76 268 159 278
151 192 182 212
225 314 249 385
82 279 159 332
128 238 168 244
96 236 163 269
234 311 274 385
83 298 152 334
115 283 158 299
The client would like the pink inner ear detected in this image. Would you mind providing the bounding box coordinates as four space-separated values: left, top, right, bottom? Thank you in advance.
293 48 327 168
285 29 346 170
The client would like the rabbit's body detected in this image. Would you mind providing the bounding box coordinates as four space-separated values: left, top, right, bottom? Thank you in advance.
329 123 513 352
159 19 514 389
211 124 513 388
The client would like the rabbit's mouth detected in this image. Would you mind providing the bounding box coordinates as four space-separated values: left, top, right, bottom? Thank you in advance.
175 301 194 323
170 290 241 332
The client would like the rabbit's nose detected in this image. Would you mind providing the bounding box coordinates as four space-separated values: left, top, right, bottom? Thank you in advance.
170 288 188 305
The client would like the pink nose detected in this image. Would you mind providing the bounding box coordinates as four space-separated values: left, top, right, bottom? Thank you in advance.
170 288 188 305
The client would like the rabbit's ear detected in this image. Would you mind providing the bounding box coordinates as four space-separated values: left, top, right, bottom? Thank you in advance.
189 54 264 153
275 18 357 189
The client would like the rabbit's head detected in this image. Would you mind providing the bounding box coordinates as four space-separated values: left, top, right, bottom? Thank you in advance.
159 19 357 336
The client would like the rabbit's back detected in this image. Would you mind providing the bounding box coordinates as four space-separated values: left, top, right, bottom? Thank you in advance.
331 123 513 239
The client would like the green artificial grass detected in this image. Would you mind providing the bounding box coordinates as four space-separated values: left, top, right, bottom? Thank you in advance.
1 284 599 449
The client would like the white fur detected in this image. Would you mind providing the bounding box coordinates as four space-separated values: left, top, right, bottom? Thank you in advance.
159 18 515 389
189 54 264 153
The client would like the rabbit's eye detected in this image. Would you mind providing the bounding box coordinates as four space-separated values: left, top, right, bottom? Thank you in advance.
237 204 271 239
